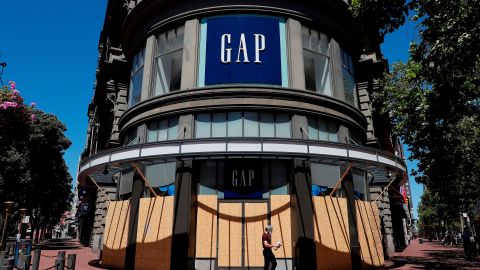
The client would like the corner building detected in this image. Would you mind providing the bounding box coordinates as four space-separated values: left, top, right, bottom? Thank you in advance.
78 0 411 269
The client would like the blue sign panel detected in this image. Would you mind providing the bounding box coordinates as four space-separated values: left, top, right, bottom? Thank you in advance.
199 15 287 86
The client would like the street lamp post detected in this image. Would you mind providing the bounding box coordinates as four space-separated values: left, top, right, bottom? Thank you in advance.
0 201 15 250
17 208 27 240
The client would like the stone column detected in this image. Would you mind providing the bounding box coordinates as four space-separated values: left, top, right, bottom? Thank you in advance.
91 186 117 251
370 186 395 257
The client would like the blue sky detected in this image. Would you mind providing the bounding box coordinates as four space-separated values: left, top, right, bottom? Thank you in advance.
1 2 422 218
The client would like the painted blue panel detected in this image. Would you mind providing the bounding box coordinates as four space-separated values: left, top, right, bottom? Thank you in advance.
204 15 282 85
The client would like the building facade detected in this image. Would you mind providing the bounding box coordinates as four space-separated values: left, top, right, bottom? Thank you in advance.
77 0 411 269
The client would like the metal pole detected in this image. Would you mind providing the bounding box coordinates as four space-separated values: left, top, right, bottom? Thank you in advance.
57 251 65 259
131 163 158 197
87 177 112 203
329 163 352 196
23 255 31 270
0 251 5 263
31 248 40 270
66 254 76 270
55 257 65 270
0 215 9 251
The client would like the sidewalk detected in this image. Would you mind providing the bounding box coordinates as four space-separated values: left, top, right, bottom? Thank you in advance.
385 238 480 269
35 239 103 270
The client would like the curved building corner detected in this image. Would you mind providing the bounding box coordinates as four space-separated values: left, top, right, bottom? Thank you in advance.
76 1 414 269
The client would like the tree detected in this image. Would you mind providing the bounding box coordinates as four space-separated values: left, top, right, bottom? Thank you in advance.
351 0 409 53
377 0 480 217
0 81 73 240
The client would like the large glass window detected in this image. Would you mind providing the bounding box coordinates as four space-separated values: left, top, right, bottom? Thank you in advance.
153 26 184 96
194 112 292 139
128 48 146 107
119 169 134 200
311 163 341 196
196 159 289 198
146 117 180 142
307 117 339 142
302 26 332 96
341 49 357 106
352 169 367 200
145 162 176 196
122 128 138 146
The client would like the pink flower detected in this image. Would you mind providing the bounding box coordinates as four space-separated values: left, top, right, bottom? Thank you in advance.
30 102 37 108
4 101 18 108
9 81 16 90
0 101 18 109
31 114 36 121
12 90 20 96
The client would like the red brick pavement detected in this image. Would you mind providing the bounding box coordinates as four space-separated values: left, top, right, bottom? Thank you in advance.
386 238 480 269
37 246 102 270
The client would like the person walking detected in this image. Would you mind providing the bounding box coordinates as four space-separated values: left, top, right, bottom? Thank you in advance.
262 225 281 270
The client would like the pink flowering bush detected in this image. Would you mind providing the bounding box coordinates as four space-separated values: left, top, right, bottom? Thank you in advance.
0 81 38 142
0 81 37 117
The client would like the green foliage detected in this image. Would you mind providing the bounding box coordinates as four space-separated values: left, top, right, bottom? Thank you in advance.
0 82 73 231
351 0 409 52
379 0 480 217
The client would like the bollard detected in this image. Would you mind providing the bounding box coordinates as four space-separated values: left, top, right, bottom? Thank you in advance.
57 251 66 259
7 244 14 256
31 248 41 270
55 258 65 270
0 257 13 270
23 255 31 270
66 254 76 270
0 251 5 266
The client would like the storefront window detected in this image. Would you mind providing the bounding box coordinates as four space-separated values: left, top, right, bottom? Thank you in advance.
145 162 176 196
311 163 341 196
341 49 357 106
352 169 367 200
128 48 146 107
153 26 184 96
307 118 339 142
146 117 179 142
195 112 292 139
197 159 289 198
302 26 332 96
122 128 138 146
119 169 134 199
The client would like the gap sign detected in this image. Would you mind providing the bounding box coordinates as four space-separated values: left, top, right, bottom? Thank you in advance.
201 15 286 86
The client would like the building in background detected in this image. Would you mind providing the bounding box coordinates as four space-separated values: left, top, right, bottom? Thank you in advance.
77 0 412 269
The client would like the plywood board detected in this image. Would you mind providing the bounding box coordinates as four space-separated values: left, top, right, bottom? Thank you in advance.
196 195 218 258
270 195 293 258
244 202 268 267
313 197 352 270
135 197 174 270
102 200 131 269
218 203 242 267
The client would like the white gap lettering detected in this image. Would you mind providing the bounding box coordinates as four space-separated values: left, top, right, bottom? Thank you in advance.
221 34 232 63
254 34 265 63
236 33 250 63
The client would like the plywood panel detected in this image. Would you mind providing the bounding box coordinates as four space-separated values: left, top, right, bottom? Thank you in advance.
270 195 293 258
218 203 242 267
102 200 130 269
313 197 352 270
357 201 384 268
196 195 218 258
135 197 174 270
369 201 385 267
244 202 268 267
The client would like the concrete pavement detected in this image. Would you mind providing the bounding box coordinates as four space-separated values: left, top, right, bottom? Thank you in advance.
386 238 480 269
35 239 102 270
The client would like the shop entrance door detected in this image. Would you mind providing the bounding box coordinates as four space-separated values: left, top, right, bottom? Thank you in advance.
217 201 268 270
